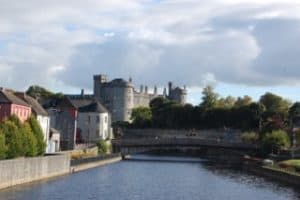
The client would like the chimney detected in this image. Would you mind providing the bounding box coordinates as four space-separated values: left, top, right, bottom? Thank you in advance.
145 86 148 94
129 77 132 83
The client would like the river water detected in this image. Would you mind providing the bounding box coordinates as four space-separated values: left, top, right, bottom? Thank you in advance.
0 155 299 200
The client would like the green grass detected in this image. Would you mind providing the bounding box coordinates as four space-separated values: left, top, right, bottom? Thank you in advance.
279 160 300 168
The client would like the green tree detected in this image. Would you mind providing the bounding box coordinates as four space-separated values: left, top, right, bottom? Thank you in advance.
259 92 291 118
261 130 291 155
8 114 22 128
26 85 64 99
96 140 110 154
27 116 46 155
200 86 218 110
0 121 24 158
22 122 38 157
216 96 236 108
289 102 300 122
235 95 252 107
131 107 152 128
0 132 6 159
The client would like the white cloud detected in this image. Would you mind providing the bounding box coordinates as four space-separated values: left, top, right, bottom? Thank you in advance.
0 0 300 96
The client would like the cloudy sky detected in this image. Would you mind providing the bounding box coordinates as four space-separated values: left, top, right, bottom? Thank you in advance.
1 0 300 104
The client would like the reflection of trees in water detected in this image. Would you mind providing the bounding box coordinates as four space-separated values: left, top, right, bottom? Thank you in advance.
200 162 298 194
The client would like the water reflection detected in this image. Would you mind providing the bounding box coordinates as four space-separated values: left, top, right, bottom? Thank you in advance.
0 155 299 200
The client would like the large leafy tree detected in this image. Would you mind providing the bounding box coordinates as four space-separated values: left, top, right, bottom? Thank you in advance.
0 121 24 158
131 107 152 128
27 116 46 155
289 102 300 122
235 95 252 107
22 122 38 157
200 86 219 110
259 92 291 118
0 132 6 159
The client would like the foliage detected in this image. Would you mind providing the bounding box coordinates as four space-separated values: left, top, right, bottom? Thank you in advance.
22 122 38 157
96 140 110 154
8 114 23 128
27 116 46 155
131 107 152 128
261 130 291 155
259 92 291 119
241 132 259 144
235 95 252 107
199 86 218 110
0 120 24 158
26 85 64 99
0 132 6 159
289 102 300 123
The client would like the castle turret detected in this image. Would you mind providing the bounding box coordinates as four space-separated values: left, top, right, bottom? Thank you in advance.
168 81 173 96
154 86 157 95
94 74 108 99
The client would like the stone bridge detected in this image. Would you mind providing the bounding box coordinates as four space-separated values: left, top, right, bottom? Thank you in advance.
112 138 259 157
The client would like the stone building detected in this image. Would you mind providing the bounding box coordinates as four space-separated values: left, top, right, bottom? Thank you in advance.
93 74 187 122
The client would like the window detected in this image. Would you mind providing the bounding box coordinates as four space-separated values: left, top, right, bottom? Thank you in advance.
105 116 108 123
96 116 100 123
88 116 91 124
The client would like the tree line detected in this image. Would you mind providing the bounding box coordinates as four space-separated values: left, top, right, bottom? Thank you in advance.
130 86 300 154
0 115 45 159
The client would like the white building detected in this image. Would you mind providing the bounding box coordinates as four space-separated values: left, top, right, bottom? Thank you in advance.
77 101 110 142
15 92 51 152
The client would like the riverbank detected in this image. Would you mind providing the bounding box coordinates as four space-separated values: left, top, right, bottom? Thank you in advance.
0 153 122 190
243 157 300 187
70 153 122 173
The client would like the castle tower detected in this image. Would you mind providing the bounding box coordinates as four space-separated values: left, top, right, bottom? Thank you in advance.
94 74 107 99
168 81 173 96
154 86 157 95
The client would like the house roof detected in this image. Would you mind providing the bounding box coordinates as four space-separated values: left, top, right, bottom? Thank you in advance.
68 98 94 109
78 101 108 113
15 92 48 116
0 89 30 107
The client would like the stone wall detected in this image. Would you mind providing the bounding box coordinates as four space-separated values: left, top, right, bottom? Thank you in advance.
0 154 70 190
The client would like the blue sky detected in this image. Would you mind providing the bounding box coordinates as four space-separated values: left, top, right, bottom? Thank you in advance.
0 0 300 104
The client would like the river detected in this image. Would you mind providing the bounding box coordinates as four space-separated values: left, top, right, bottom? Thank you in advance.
0 155 299 200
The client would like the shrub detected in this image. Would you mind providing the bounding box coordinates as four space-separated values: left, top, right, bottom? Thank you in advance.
96 140 110 154
261 130 290 155
0 132 6 159
0 121 24 158
22 122 38 157
27 116 46 155
241 132 259 144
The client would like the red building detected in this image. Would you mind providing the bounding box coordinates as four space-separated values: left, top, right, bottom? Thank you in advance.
0 89 32 123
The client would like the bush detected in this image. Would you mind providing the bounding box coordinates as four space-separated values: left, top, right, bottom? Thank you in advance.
27 116 46 155
22 122 38 157
241 132 259 144
261 130 290 155
0 121 24 158
0 132 6 159
96 140 110 154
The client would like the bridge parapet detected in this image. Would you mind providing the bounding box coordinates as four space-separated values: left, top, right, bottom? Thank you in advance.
112 138 258 151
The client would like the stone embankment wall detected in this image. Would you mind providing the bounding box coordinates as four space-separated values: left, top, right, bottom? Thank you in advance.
0 154 70 190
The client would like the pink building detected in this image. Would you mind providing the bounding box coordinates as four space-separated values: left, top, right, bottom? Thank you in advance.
0 89 31 123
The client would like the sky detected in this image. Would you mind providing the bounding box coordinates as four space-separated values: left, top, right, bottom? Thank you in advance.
1 0 300 105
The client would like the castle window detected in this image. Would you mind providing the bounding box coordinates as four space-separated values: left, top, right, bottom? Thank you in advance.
96 116 100 123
